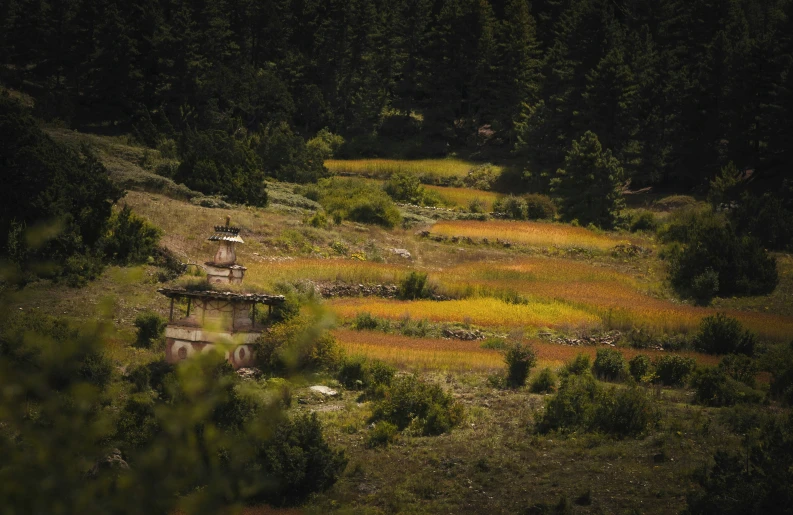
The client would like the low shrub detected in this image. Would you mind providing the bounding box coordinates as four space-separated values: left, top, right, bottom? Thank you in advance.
530 367 557 393
256 313 343 374
769 341 793 405
100 205 162 265
480 337 507 350
468 198 487 214
653 355 696 386
524 194 557 220
504 341 538 388
626 210 658 232
537 372 658 437
592 348 626 381
370 374 463 436
562 353 591 376
398 271 433 300
134 311 166 349
308 178 401 228
352 312 380 330
667 222 778 299
366 421 399 448
493 195 526 220
628 355 653 383
694 313 756 356
691 368 765 407
536 372 599 434
336 356 395 398
719 354 758 387
593 385 660 437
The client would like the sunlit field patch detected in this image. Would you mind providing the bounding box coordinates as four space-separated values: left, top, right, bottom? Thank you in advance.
325 159 499 180
242 256 793 341
349 178 500 211
330 297 601 330
429 219 636 251
332 329 719 370
424 184 499 211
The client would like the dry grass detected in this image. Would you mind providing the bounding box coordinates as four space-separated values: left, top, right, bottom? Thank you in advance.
245 258 407 290
429 219 638 251
333 329 719 370
330 297 602 330
325 159 498 179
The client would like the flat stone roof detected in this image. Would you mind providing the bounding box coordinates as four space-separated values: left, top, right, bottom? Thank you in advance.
158 288 285 305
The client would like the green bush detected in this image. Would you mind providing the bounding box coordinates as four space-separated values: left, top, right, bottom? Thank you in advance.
769 341 793 405
538 372 657 437
0 95 123 285
480 337 507 350
524 194 557 220
309 178 401 228
398 271 433 300
366 421 399 448
536 372 599 434
352 312 380 330
115 396 159 448
690 268 720 305
306 128 344 160
686 414 793 515
468 198 487 213
592 385 659 437
530 367 557 393
694 313 756 356
691 368 764 407
668 222 778 299
730 192 793 251
628 355 653 382
626 210 658 232
719 354 758 387
562 353 591 376
175 128 268 206
504 341 538 388
493 195 526 220
592 348 626 381
255 122 329 184
653 355 696 386
370 374 463 436
383 172 424 204
134 312 166 349
256 313 343 374
337 356 395 398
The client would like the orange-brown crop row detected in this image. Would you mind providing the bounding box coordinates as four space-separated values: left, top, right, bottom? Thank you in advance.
332 329 720 371
430 219 642 251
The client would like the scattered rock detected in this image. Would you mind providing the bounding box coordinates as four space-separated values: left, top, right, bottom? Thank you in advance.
612 243 652 258
442 328 485 341
89 449 129 478
236 367 263 380
310 385 339 397
540 330 622 347
316 282 399 299
391 248 411 259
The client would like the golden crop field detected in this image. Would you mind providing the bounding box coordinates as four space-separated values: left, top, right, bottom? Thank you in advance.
429 219 637 251
325 159 500 179
424 184 500 211
347 177 500 210
333 329 720 370
330 297 602 330
243 256 793 341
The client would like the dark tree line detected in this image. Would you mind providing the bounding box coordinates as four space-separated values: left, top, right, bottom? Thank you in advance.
1 0 792 190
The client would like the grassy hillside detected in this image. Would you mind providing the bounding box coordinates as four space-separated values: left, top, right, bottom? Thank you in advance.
11 128 793 514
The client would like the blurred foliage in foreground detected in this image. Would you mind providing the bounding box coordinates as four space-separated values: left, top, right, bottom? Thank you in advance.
0 296 346 514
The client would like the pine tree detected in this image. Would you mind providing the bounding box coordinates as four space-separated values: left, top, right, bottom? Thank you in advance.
551 130 625 228
495 0 543 144
578 46 639 178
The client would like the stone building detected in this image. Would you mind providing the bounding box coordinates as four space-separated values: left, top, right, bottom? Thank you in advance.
158 218 284 369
